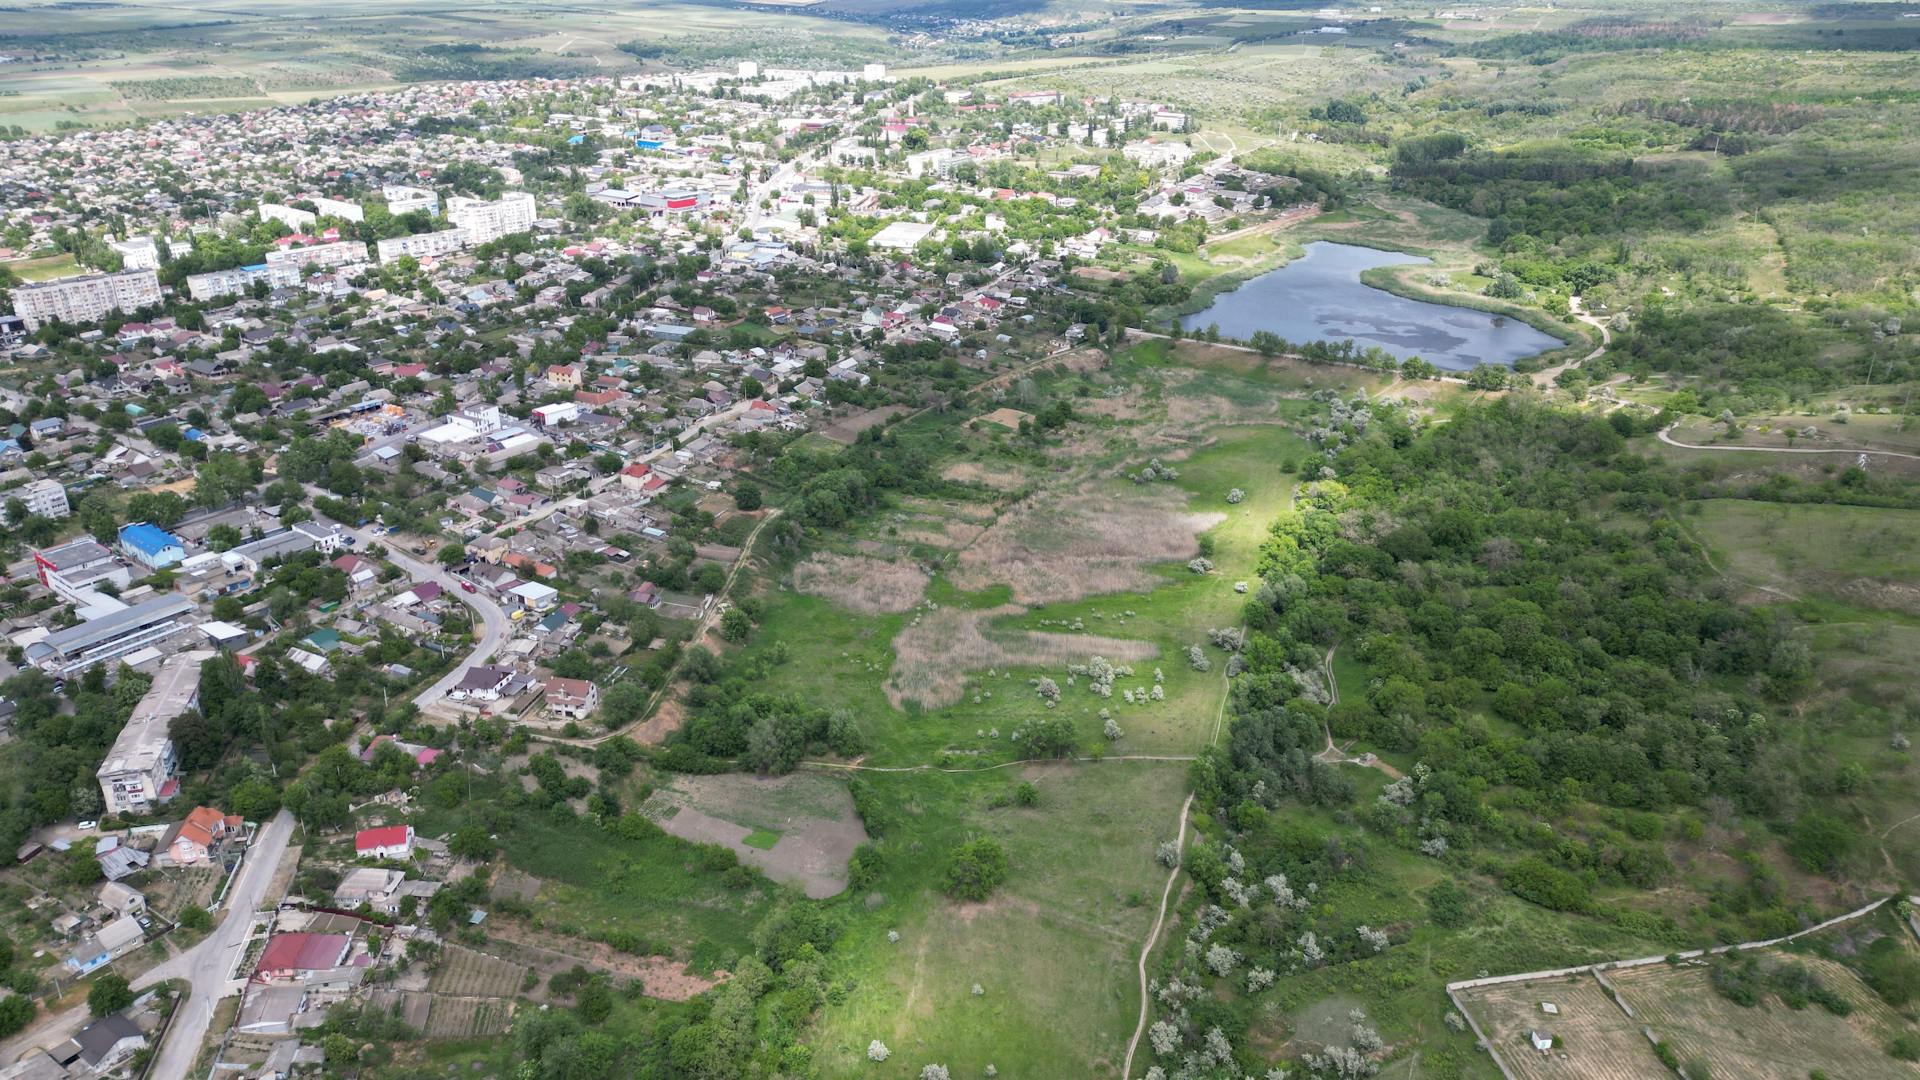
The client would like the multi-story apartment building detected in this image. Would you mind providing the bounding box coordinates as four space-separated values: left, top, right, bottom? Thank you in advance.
258 201 317 231
96 650 209 815
185 264 273 302
10 269 162 331
446 191 536 245
382 184 439 215
109 236 162 271
264 240 371 287
17 478 71 520
375 228 468 264
308 195 365 222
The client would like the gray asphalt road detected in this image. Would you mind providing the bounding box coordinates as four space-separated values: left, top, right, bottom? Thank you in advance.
366 530 512 710
138 808 295 1080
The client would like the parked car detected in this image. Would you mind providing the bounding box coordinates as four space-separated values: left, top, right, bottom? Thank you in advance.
77 820 98 831
460 580 477 593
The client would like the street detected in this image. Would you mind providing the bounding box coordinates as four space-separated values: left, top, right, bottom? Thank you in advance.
361 529 513 711
137 808 295 1080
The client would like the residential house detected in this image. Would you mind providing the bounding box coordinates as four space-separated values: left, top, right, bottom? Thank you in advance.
354 824 415 861
160 805 242 866
544 677 598 721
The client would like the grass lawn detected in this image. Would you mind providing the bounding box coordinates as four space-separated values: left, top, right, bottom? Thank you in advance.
1690 498 1920 610
742 828 780 850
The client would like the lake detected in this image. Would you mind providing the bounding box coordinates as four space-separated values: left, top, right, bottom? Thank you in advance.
1176 241 1564 370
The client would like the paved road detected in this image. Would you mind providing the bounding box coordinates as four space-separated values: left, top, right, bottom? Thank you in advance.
139 809 294 1080
366 530 513 711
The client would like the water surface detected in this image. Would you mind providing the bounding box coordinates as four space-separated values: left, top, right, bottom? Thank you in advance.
1177 241 1562 370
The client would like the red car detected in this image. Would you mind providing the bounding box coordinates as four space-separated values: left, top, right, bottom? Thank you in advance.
459 580 477 593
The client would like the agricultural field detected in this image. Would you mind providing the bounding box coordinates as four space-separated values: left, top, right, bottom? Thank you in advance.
428 943 529 998
1462 935 1920 1080
424 995 516 1039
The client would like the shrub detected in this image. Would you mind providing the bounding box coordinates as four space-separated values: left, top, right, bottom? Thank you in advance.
1862 937 1920 1006
867 1040 890 1062
87 973 133 1017
942 837 1009 901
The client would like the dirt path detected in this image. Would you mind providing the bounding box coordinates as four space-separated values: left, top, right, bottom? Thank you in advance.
1671 515 1801 603
1657 425 1920 462
1531 302 1610 387
1122 628 1238 1079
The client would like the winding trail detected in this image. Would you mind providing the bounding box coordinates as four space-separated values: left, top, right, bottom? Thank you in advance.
1657 425 1920 461
1122 631 1239 1080
1531 304 1610 387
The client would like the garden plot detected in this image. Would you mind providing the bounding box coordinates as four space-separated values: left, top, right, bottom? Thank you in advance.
1608 957 1919 1080
362 989 432 1032
429 944 528 998
643 772 868 899
425 996 515 1039
1455 973 1663 1080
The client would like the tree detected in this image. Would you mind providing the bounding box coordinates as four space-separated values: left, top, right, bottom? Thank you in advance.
0 995 33 1039
942 836 1009 901
436 543 467 566
719 607 753 643
88 973 133 1017
177 905 212 931
733 481 763 512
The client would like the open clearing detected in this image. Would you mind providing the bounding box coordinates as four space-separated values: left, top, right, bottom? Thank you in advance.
1692 499 1920 611
1458 974 1661 1080
886 602 1158 711
792 551 931 614
644 771 868 899
950 488 1218 605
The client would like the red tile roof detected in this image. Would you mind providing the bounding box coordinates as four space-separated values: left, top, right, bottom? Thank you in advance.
355 825 411 853
257 932 350 974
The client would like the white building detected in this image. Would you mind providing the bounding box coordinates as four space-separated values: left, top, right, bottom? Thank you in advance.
264 241 370 287
737 60 760 79
186 264 272 302
109 236 163 271
382 184 440 215
376 228 468 265
9 269 162 331
446 191 536 245
258 201 317 231
863 63 888 81
308 195 365 222
15 478 70 520
33 538 130 602
96 649 210 815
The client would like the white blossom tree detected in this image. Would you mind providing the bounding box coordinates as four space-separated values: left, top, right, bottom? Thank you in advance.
867 1040 890 1062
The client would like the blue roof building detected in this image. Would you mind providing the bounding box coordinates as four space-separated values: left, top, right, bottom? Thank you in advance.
118 522 186 570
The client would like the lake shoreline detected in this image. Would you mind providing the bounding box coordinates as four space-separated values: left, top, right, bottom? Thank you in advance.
1171 241 1566 371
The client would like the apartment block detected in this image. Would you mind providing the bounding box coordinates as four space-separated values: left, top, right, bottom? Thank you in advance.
185 264 272 302
446 191 536 245
16 478 70 520
96 650 209 815
258 201 317 231
308 195 365 222
382 184 439 215
10 269 163 331
264 240 371 287
376 228 468 264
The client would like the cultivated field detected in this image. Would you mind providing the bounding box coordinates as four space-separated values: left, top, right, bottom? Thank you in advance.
1609 957 1920 1080
425 995 516 1039
1461 951 1920 1080
1457 974 1663 1080
429 944 528 998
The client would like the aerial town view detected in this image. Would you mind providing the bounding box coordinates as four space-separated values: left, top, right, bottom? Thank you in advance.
0 0 1916 1077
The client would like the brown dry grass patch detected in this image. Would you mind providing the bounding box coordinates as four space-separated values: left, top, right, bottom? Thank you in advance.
792 552 931 614
887 603 1157 710
940 461 1030 491
949 488 1220 604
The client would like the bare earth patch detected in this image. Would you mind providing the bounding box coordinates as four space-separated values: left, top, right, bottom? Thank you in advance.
888 603 1158 710
645 772 869 899
976 407 1033 430
821 404 909 445
950 488 1222 604
793 552 931 614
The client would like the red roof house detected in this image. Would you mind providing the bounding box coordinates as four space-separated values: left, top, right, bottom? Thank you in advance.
256 932 351 981
354 825 415 861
